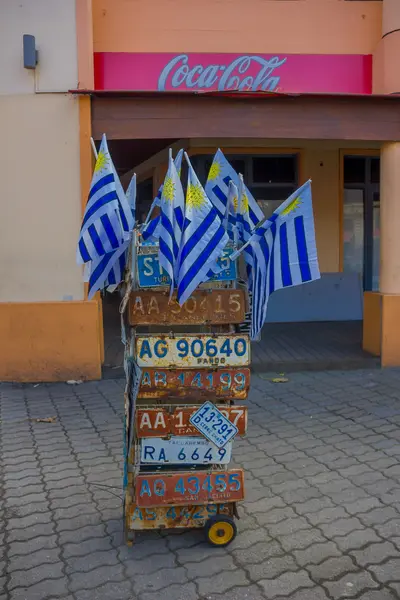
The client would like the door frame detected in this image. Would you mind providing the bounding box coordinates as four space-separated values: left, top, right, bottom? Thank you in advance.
339 149 380 291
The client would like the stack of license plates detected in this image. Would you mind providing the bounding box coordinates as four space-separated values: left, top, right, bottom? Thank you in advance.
123 241 250 531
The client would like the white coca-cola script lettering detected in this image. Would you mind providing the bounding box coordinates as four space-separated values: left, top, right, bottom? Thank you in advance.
158 54 287 92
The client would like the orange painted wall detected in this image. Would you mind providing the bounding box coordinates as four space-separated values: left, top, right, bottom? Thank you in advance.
93 0 382 55
0 302 102 382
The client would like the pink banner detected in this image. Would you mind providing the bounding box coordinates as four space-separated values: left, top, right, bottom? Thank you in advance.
94 52 372 95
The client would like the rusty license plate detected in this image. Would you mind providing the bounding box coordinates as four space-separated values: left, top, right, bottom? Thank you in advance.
128 289 246 326
136 334 250 368
128 502 233 530
135 469 245 507
138 368 250 400
136 406 247 438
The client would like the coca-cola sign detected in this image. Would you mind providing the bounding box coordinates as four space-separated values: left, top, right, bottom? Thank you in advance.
157 54 287 92
93 52 373 95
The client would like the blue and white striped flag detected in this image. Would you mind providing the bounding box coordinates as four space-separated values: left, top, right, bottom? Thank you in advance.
176 154 229 305
77 134 133 264
126 173 137 222
205 149 264 227
232 180 320 340
237 173 258 287
141 149 183 241
78 135 134 298
86 242 129 299
156 150 185 295
97 173 136 294
224 181 238 244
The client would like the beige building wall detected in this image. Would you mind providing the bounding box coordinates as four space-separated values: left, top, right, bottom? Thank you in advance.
0 0 78 95
0 93 83 302
0 0 84 302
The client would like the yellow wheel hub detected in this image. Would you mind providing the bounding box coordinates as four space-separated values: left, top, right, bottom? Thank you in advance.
208 521 235 545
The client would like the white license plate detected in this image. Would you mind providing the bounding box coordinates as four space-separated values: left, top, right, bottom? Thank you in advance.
135 334 250 368
140 436 232 465
189 401 239 448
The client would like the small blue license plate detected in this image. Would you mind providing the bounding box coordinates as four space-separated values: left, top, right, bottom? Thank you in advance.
137 247 237 288
189 401 239 449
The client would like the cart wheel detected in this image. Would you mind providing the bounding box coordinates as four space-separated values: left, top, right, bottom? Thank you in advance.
125 530 136 547
205 515 237 547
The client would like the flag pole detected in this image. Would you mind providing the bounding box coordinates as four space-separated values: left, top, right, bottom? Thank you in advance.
90 137 98 160
184 151 192 169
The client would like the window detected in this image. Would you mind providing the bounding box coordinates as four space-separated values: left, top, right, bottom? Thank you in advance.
343 155 380 291
192 152 299 218
136 178 154 223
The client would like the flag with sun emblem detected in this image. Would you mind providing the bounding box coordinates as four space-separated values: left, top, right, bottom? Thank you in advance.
236 173 258 287
176 154 229 306
231 180 320 340
141 149 184 241
205 149 264 228
77 134 132 265
157 150 185 295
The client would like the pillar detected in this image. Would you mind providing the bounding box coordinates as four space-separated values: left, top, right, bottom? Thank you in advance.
373 0 400 95
363 143 400 365
364 1 400 366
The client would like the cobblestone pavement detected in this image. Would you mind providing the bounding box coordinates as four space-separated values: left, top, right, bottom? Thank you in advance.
1 369 400 600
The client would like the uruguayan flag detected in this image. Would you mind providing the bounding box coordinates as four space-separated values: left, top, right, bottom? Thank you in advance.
98 174 136 294
157 151 185 294
176 155 229 305
86 242 129 300
77 134 133 264
97 173 136 293
126 173 137 222
141 149 183 240
232 180 320 340
237 173 257 286
224 180 238 244
205 149 264 228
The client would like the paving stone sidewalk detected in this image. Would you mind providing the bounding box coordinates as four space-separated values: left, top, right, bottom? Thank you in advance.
1 369 400 600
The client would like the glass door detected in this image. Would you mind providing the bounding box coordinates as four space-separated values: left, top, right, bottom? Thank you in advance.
372 188 380 292
343 156 380 292
343 188 364 280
